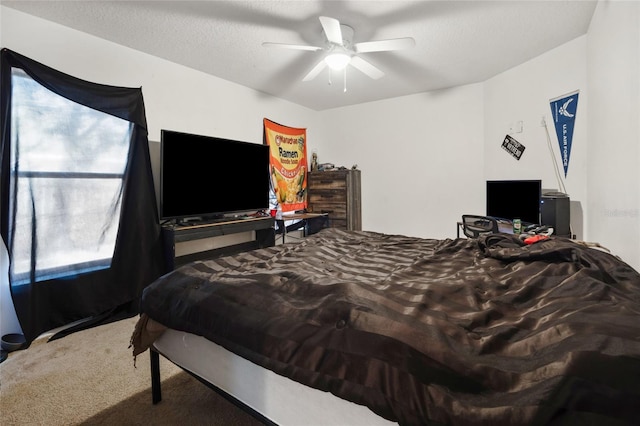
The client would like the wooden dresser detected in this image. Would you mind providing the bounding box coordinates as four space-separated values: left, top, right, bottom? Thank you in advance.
307 169 361 231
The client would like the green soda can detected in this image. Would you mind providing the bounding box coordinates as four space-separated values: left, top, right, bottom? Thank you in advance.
513 218 522 234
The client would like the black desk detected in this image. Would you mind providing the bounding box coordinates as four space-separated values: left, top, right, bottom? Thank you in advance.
162 216 275 271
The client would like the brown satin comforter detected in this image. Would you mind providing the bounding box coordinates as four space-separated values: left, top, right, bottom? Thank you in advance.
135 228 640 425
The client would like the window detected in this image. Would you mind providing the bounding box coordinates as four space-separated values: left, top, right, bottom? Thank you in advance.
9 69 132 283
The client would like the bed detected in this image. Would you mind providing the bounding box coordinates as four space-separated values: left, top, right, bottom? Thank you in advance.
131 228 640 425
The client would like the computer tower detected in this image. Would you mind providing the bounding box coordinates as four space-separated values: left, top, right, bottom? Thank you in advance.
541 192 571 237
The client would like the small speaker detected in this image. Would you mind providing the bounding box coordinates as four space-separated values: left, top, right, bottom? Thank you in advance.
541 192 571 237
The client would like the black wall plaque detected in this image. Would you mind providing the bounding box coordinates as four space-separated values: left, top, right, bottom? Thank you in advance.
501 135 526 160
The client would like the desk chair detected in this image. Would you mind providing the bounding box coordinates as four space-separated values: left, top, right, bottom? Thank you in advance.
461 215 499 238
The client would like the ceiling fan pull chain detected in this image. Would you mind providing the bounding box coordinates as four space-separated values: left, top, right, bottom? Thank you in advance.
343 69 347 93
328 68 332 86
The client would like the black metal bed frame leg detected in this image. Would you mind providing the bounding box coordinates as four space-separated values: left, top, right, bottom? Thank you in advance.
150 348 162 404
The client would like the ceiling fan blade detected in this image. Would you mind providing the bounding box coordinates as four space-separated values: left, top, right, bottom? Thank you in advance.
349 56 384 80
302 60 327 82
262 42 322 51
354 37 416 53
319 16 343 45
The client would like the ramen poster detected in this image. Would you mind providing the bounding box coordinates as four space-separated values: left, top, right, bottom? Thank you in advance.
263 118 308 212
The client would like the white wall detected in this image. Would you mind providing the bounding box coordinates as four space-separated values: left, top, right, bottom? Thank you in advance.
484 36 588 240
482 0 640 271
316 86 485 239
587 1 640 271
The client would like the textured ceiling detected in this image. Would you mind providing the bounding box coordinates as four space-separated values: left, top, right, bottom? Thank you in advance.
2 1 597 111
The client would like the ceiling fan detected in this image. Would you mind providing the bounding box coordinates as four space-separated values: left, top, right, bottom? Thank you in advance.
262 16 415 84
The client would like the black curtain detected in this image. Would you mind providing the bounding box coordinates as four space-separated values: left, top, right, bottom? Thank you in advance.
0 48 165 344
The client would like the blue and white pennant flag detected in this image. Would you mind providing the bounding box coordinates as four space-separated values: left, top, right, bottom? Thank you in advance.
550 90 579 177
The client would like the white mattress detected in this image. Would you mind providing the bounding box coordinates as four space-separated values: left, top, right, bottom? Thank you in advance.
153 328 397 426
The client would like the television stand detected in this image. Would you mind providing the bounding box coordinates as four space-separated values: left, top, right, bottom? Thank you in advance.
162 216 275 272
174 215 227 227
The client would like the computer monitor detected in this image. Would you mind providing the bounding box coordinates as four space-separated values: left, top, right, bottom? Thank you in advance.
486 180 541 225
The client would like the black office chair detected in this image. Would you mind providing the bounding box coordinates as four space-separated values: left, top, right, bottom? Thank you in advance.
461 215 499 238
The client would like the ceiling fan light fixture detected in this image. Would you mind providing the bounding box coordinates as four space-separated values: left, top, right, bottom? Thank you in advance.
324 52 351 70
265 16 407 82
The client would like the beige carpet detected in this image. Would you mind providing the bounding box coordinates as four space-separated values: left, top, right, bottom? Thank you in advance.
0 316 263 425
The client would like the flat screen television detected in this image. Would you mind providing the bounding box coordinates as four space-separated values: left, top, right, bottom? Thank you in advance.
160 129 270 222
486 179 542 225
